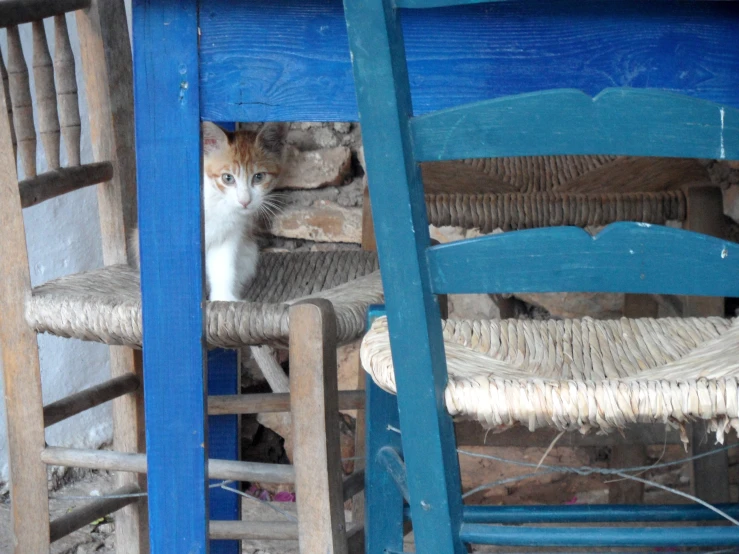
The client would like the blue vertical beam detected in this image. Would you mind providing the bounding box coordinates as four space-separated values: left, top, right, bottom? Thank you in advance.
207 348 240 554
208 118 238 554
132 0 209 552
343 1 465 553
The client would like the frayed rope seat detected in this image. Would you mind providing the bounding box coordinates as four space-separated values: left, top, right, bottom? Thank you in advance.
361 315 739 443
27 250 381 349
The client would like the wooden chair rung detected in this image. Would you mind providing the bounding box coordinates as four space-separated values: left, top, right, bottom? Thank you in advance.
209 520 299 541
19 161 113 208
0 0 91 28
41 446 296 484
49 483 140 543
44 373 140 428
342 468 365 501
207 389 365 415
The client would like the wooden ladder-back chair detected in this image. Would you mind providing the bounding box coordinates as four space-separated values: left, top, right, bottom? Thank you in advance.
0 1 373 552
345 0 739 551
0 0 146 552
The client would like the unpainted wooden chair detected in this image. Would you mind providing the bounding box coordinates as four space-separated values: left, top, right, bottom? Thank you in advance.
0 1 146 552
0 1 370 552
344 0 739 551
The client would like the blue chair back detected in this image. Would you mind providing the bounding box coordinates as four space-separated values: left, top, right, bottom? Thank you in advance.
343 0 739 552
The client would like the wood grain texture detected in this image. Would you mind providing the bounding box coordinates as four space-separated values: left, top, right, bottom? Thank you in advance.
289 300 348 554
0 47 17 159
0 0 90 27
77 2 148 551
43 373 140 428
0 64 51 553
32 21 61 169
49 484 140 542
19 161 113 208
132 0 208 550
344 0 466 550
7 26 37 178
207 390 365 415
40 447 296 483
54 14 81 166
209 521 299 540
411 89 739 162
428 222 739 296
200 0 739 122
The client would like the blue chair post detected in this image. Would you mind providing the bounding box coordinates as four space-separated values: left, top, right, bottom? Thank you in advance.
343 2 466 553
207 348 240 554
364 306 405 553
133 0 209 551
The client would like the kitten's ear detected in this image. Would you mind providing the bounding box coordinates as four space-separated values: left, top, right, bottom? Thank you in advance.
256 122 288 156
202 122 229 155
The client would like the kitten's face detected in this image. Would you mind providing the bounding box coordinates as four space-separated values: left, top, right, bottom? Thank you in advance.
202 122 287 215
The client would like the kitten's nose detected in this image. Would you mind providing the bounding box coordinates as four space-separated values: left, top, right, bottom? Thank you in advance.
239 199 251 208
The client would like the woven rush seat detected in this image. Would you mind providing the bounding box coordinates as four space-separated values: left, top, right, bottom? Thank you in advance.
28 250 381 349
426 190 687 232
361 315 739 441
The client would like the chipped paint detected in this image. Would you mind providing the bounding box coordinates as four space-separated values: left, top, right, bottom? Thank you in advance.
722 247 728 259
636 222 651 228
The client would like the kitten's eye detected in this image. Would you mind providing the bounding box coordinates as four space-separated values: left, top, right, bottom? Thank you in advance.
253 172 266 184
221 173 235 185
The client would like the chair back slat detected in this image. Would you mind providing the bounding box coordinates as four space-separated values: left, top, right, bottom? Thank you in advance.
54 14 80 166
7 26 37 178
0 51 16 159
32 20 60 170
427 223 739 296
411 89 739 162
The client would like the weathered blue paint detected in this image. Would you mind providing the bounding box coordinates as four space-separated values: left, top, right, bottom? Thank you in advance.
208 348 240 554
428 223 739 296
411 88 739 161
132 0 209 551
201 0 739 122
376 447 410 502
344 1 465 552
461 504 739 524
365 377 405 554
343 0 739 549
459 524 739 547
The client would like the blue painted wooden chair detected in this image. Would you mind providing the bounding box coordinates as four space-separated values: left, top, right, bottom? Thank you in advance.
343 0 739 551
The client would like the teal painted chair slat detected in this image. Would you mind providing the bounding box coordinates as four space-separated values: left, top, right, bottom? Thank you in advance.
428 223 739 296
343 0 739 552
411 88 739 161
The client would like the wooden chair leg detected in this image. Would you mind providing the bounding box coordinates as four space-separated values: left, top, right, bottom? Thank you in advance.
109 348 148 553
289 300 349 554
0 87 51 553
682 184 730 504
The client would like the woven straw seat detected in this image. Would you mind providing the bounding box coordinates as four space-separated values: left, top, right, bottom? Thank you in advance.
361 315 739 441
28 250 381 349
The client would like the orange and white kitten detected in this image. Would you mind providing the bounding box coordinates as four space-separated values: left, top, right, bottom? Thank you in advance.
130 121 287 301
